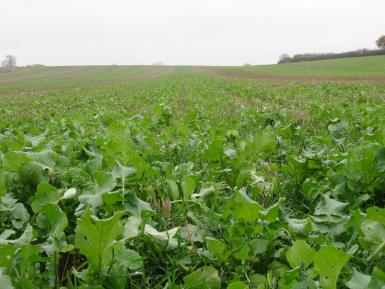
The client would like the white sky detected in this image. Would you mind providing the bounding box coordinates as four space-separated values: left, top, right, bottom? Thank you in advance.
1 0 384 66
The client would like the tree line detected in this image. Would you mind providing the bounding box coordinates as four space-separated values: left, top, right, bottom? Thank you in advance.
279 35 385 64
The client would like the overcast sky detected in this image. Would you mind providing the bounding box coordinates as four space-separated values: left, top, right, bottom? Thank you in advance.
1 0 384 66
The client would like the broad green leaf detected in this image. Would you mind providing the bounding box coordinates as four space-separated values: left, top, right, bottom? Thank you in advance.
250 274 266 287
203 136 224 162
25 132 46 147
228 188 262 222
343 143 380 182
286 240 315 269
112 162 137 179
361 220 385 258
13 244 42 288
312 195 349 235
123 215 141 239
36 203 68 238
29 183 59 213
328 122 347 144
179 224 204 243
236 170 252 188
0 244 16 269
79 172 117 210
286 217 313 233
144 224 179 250
253 131 276 156
113 244 143 270
75 211 123 275
224 148 237 158
375 146 385 172
167 179 179 200
78 192 103 210
233 244 250 261
0 231 16 242
0 271 14 289
226 129 239 140
260 199 281 222
183 266 221 289
368 267 385 289
366 206 385 227
249 239 269 255
182 175 196 200
347 269 371 289
10 203 30 229
102 191 124 210
107 243 143 289
3 151 29 172
191 186 215 200
314 246 350 289
314 195 348 217
206 237 230 261
227 281 249 289
42 233 71 256
93 171 116 193
125 193 153 215
20 161 49 186
25 150 55 168
0 224 33 247
0 172 6 197
13 224 34 246
279 271 317 289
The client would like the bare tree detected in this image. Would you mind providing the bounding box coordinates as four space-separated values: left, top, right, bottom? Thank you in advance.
1 55 17 71
376 35 385 49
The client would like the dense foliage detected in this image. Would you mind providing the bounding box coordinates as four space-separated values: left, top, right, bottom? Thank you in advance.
1 68 385 288
277 50 385 64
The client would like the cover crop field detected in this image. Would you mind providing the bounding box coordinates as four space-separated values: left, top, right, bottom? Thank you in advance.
1 57 385 289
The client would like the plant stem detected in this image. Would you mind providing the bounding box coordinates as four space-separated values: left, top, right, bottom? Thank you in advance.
366 239 385 262
54 252 59 289
122 164 125 200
